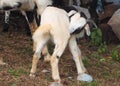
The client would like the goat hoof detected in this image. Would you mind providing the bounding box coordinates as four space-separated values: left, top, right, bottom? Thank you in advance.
50 82 63 86
77 73 93 82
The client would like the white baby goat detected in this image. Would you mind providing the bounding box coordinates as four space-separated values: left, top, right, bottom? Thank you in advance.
30 6 93 86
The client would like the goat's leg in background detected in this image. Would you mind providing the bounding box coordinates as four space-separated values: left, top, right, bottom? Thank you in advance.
21 11 32 36
68 35 93 82
25 10 39 34
2 11 10 32
21 10 39 36
21 11 35 36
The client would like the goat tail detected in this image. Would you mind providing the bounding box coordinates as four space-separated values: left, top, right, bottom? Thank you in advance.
86 19 98 28
32 24 51 41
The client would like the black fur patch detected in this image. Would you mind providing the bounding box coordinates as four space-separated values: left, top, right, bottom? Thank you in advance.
56 56 60 59
80 12 87 19
34 2 38 10
26 11 34 23
3 6 14 10
61 6 78 13
52 0 65 7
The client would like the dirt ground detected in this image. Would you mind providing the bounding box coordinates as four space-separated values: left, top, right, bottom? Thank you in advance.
0 14 120 86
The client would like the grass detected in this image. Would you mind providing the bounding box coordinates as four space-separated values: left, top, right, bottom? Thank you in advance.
101 71 111 79
11 83 17 86
8 67 29 78
80 81 99 86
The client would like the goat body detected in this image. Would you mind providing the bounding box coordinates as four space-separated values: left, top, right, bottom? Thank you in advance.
30 7 93 85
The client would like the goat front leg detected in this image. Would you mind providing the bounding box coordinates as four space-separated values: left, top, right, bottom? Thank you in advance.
69 36 93 82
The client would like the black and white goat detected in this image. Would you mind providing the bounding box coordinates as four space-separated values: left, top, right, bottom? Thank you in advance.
0 0 34 34
30 6 93 86
0 0 53 35
2 10 36 36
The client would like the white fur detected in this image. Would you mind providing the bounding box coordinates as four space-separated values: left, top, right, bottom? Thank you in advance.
34 0 52 14
30 7 91 85
68 10 91 36
68 12 87 33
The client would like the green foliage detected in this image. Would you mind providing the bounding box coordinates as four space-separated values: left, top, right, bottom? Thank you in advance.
11 84 16 86
8 67 29 78
8 68 19 77
81 81 99 86
97 42 108 54
90 28 102 46
111 45 120 62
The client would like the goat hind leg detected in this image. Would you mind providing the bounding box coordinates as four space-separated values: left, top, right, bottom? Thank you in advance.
50 42 68 86
30 42 47 77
